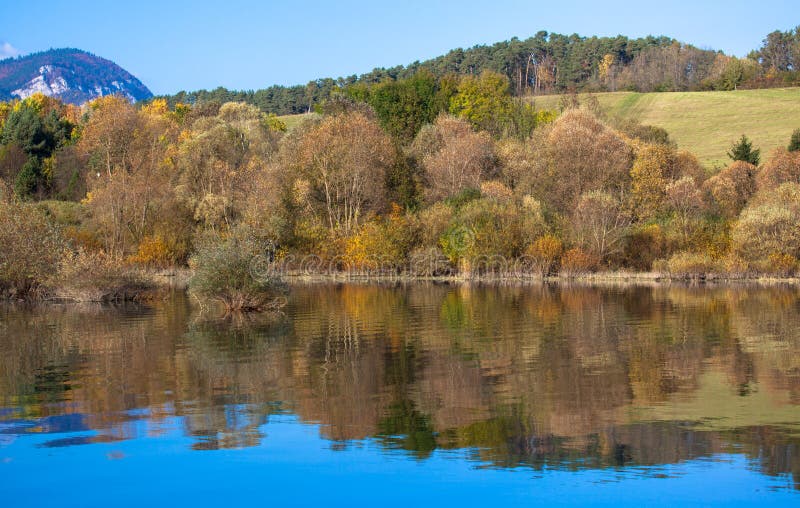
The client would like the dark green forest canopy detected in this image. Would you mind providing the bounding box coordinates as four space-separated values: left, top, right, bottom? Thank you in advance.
154 31 686 115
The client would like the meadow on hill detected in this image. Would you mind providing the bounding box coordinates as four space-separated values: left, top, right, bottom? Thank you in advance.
532 88 800 168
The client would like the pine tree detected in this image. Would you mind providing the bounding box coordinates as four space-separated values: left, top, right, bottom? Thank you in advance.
789 129 800 152
728 134 760 166
14 157 43 199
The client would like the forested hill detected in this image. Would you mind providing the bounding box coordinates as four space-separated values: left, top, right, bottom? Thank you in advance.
157 28 799 115
0 48 153 104
159 32 689 115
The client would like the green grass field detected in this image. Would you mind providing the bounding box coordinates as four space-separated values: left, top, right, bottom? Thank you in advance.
277 112 317 131
531 88 800 168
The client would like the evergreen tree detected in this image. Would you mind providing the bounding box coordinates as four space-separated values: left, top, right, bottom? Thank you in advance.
789 129 800 152
728 134 760 165
14 157 43 199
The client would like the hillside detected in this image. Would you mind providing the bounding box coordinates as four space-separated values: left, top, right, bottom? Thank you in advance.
532 88 800 168
0 48 152 104
160 31 694 115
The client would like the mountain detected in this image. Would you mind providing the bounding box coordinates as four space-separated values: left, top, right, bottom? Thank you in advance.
0 48 152 104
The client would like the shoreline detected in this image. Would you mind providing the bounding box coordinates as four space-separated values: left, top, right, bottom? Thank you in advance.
6 269 800 306
279 270 800 287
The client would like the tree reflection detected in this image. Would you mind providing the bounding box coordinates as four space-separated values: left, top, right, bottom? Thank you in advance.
0 283 798 488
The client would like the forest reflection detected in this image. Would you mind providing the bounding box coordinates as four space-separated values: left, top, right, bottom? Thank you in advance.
1 283 798 487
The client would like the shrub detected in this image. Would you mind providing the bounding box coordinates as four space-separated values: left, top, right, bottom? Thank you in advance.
732 183 800 263
719 253 750 278
559 248 597 277
441 198 540 273
765 252 798 277
128 234 190 268
704 161 757 218
525 234 562 277
189 231 288 312
756 148 800 191
343 211 416 271
622 224 665 271
417 202 454 246
408 246 452 277
665 252 717 278
54 249 154 302
479 180 513 202
0 198 66 298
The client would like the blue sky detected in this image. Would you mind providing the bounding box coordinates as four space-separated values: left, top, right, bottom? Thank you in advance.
1 0 797 95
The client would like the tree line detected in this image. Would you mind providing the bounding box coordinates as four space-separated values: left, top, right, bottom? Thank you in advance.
2 68 800 300
155 27 800 116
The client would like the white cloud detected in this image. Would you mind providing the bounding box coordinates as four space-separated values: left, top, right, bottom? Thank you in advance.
0 42 21 59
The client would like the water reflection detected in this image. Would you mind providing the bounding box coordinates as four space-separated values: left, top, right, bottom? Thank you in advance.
0 283 799 490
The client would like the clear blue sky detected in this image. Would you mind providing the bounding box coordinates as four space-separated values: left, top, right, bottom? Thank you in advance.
1 0 796 95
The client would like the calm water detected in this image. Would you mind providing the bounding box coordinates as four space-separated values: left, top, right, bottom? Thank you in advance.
1 283 799 506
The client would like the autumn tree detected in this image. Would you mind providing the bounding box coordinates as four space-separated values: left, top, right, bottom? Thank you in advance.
282 112 393 236
733 183 800 263
80 96 140 177
665 176 705 245
756 148 800 191
534 109 632 214
79 97 143 255
571 191 631 263
629 144 707 221
495 137 538 190
703 161 757 218
630 145 670 220
411 115 494 202
176 102 280 231
81 97 187 258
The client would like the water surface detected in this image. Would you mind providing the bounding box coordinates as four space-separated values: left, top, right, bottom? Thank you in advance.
1 283 798 506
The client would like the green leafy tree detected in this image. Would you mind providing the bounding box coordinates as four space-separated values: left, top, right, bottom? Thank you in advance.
728 134 760 165
449 71 513 135
366 71 441 144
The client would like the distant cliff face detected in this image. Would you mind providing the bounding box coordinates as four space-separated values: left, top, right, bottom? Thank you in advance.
0 48 152 104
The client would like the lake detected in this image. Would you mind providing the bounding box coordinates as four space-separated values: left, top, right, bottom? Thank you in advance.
1 283 798 506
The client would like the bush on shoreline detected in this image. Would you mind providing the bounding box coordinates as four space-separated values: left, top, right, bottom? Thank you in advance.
0 198 66 299
52 249 156 302
188 231 288 312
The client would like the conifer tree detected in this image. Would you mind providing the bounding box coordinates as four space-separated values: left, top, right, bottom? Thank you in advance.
727 134 760 165
789 129 800 152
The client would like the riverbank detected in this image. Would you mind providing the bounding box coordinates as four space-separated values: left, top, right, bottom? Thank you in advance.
7 268 800 305
280 270 800 287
